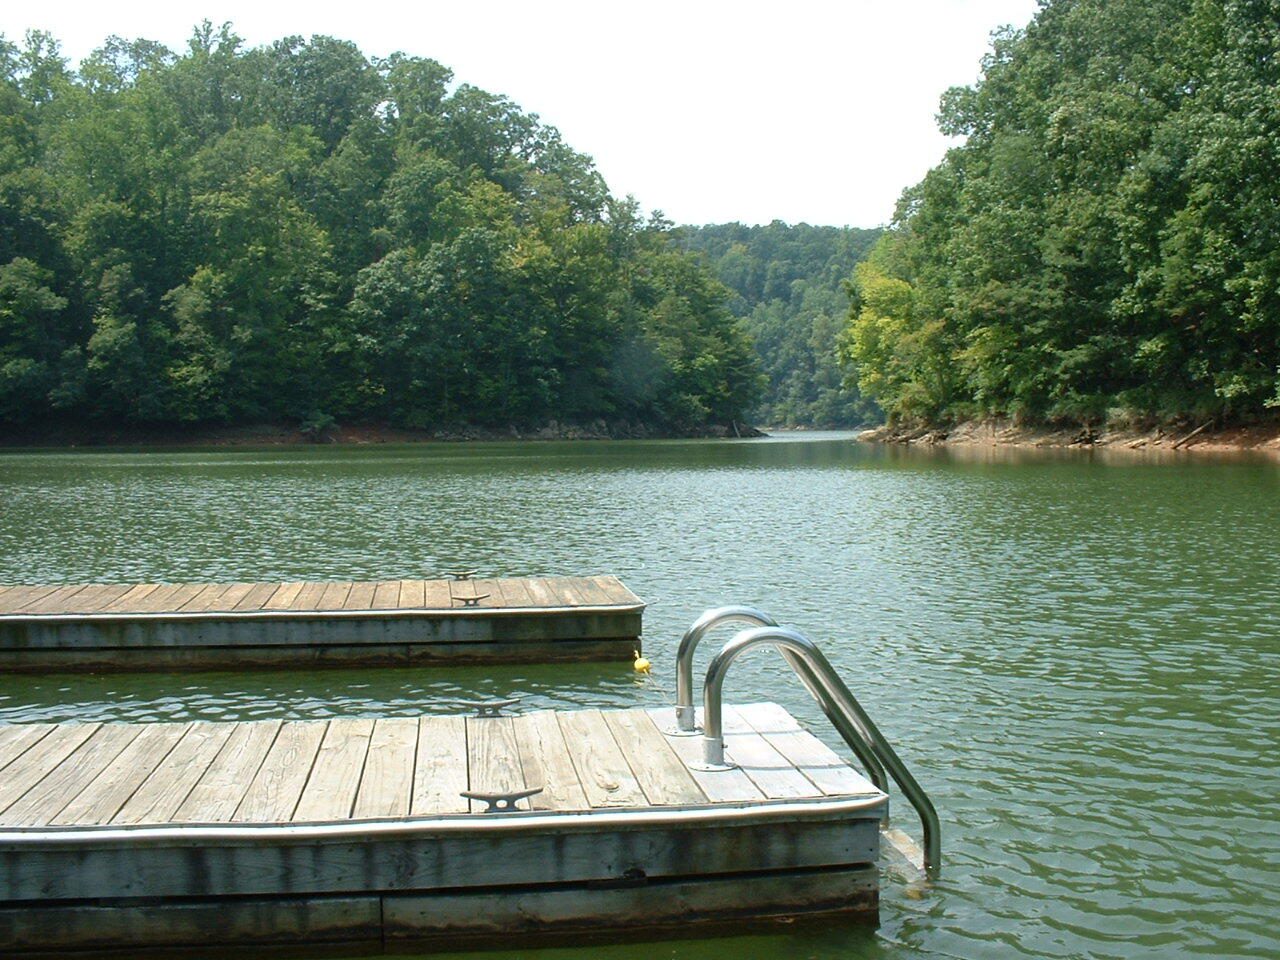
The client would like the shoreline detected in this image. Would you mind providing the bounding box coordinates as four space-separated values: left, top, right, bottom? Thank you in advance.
0 419 767 449
858 419 1280 458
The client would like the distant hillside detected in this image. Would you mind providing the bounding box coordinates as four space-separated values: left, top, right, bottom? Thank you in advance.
0 25 763 434
681 222 883 427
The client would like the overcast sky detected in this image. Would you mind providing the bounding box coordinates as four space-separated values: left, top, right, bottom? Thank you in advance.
4 0 1040 228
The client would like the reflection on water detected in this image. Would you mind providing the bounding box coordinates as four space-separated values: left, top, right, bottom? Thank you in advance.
1 432 1277 959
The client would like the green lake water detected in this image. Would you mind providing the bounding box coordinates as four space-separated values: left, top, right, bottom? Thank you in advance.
0 432 1276 959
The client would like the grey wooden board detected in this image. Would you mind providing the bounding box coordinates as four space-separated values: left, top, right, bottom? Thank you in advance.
0 638 638 671
0 724 102 818
382 865 877 941
0 611 641 648
53 723 190 825
353 717 418 819
233 721 327 822
295 719 374 822
603 709 705 805
0 817 880 901
512 710 590 811
0 575 642 674
113 722 238 824
0 703 884 830
0 576 640 616
173 721 282 822
1 724 141 825
556 709 648 808
0 896 381 951
410 715 468 816
735 701 880 795
466 716 525 811
0 867 874 953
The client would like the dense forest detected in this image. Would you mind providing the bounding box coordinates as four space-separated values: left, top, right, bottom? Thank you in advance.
843 0 1280 428
682 222 882 426
0 25 764 433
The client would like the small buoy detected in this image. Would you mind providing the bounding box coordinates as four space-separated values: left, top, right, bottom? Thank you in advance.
633 650 651 673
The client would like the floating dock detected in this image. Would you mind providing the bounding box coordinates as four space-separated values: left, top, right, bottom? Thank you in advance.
0 576 643 671
0 701 885 955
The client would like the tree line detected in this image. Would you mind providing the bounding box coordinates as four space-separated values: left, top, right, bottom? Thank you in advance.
0 25 764 432
842 0 1280 429
682 221 882 427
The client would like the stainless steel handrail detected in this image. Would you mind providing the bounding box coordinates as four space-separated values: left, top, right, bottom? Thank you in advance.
675 606 778 731
675 607 888 792
701 625 941 875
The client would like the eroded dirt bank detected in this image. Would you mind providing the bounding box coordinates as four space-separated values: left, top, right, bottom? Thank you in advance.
859 419 1280 457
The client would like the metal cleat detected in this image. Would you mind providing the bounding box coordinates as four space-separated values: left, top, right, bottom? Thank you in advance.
460 787 544 812
453 698 521 717
456 593 490 607
444 570 479 581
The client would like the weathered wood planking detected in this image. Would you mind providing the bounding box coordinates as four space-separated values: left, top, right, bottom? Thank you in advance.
0 703 885 954
0 703 881 827
0 867 878 954
0 575 644 671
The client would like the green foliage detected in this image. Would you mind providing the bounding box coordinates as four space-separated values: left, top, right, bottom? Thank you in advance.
843 0 1280 427
0 25 761 431
682 221 883 426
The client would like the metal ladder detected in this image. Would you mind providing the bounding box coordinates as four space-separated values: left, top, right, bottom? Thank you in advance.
673 606 941 876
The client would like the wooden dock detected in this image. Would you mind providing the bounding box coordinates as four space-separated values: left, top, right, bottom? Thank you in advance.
0 575 644 671
0 701 885 955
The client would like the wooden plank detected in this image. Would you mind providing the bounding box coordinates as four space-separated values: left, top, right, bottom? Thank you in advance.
1 724 142 825
522 578 562 609
555 710 647 808
342 582 377 611
4 815 880 902
0 724 56 773
174 721 282 822
410 716 468 815
735 702 880 796
0 724 102 817
465 716 524 812
131 583 196 613
288 581 329 611
0 897 382 952
232 582 281 612
571 577 614 605
421 579 452 608
176 584 233 612
233 721 328 822
52 723 190 825
67 584 135 613
316 582 353 611
512 710 588 811
391 580 421 609
293 719 374 822
591 575 640 606
721 705 823 799
546 577 587 607
100 583 162 613
647 709 765 803
604 709 706 805
114 722 237 824
0 585 65 613
261 582 306 611
353 717 419 819
211 582 257 612
18 585 95 614
495 578 535 607
384 866 878 942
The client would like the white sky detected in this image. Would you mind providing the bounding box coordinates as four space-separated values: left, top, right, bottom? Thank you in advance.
4 0 1040 228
